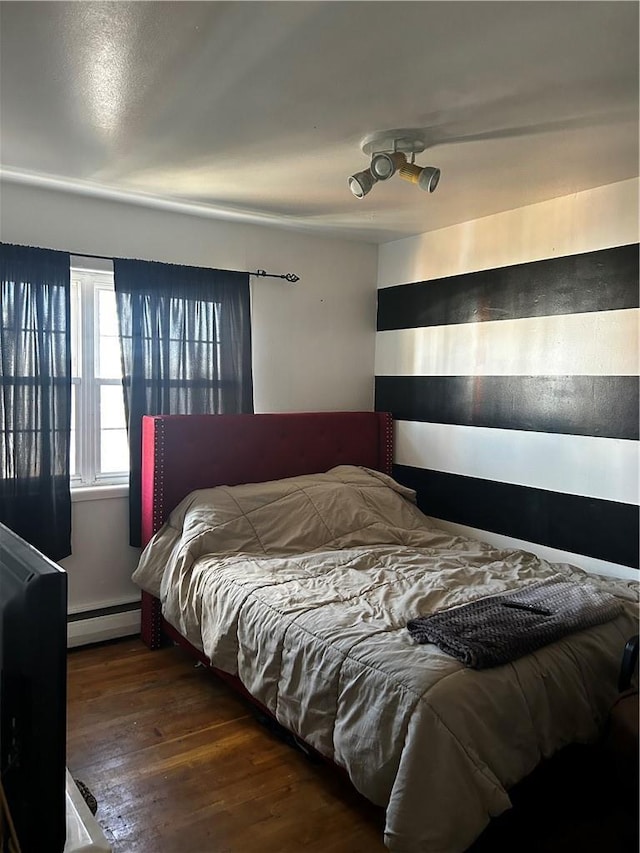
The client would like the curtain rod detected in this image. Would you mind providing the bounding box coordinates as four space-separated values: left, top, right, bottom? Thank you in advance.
252 268 300 283
69 250 299 283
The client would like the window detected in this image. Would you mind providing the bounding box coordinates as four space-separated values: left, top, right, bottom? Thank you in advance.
70 263 129 487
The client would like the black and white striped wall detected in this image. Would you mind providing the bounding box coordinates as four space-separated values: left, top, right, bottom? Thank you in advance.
375 243 639 580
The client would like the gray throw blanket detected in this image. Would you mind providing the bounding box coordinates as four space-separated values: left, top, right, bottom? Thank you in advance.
407 575 623 669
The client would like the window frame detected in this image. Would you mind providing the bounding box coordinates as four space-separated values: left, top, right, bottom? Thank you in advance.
70 266 129 489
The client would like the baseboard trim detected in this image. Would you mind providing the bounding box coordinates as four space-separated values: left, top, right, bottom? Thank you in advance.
67 599 141 622
67 607 140 648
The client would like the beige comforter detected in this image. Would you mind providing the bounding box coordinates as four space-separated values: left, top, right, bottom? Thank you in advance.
133 465 638 853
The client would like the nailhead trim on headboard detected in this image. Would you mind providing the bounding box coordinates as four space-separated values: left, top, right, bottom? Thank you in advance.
152 418 166 536
384 412 394 474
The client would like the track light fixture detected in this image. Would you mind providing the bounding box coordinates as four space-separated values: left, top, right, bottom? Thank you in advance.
348 129 441 199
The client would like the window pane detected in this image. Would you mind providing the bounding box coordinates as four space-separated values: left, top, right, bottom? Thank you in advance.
98 288 119 336
100 385 126 430
97 288 122 379
98 335 122 379
100 428 129 474
70 385 76 477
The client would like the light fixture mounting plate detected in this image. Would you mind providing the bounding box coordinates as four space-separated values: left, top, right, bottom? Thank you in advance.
361 128 428 157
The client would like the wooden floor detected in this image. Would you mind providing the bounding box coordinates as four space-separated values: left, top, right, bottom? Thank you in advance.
67 638 638 853
67 639 385 853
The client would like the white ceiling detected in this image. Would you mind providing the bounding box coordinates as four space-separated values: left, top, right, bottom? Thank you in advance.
0 1 638 243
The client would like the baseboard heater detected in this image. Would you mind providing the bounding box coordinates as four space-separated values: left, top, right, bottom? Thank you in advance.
67 600 140 648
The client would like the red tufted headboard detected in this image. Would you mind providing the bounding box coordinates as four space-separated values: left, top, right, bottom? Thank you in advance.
141 411 393 546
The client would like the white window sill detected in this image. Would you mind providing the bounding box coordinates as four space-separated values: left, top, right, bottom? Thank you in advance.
70 484 129 503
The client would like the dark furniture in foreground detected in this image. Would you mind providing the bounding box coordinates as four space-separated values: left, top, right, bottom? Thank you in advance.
606 634 639 811
0 522 68 853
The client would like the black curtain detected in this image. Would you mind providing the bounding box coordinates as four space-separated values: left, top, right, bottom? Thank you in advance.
0 243 72 561
113 258 253 546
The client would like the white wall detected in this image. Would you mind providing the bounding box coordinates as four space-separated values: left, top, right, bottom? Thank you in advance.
0 180 378 624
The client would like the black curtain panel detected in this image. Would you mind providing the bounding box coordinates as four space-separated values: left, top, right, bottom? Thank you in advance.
0 243 72 561
113 258 253 546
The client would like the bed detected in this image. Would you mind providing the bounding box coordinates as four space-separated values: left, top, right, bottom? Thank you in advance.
133 411 637 853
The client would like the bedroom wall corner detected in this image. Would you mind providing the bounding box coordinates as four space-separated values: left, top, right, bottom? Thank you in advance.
377 178 639 288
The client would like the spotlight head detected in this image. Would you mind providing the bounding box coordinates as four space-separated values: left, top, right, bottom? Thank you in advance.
369 151 407 181
417 165 440 193
348 168 377 199
398 163 441 193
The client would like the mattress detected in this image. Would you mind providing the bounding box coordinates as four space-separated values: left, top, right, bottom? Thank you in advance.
132 465 638 852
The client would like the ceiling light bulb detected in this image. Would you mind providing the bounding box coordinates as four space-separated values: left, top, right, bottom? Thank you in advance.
370 151 407 181
398 163 441 193
348 168 377 198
